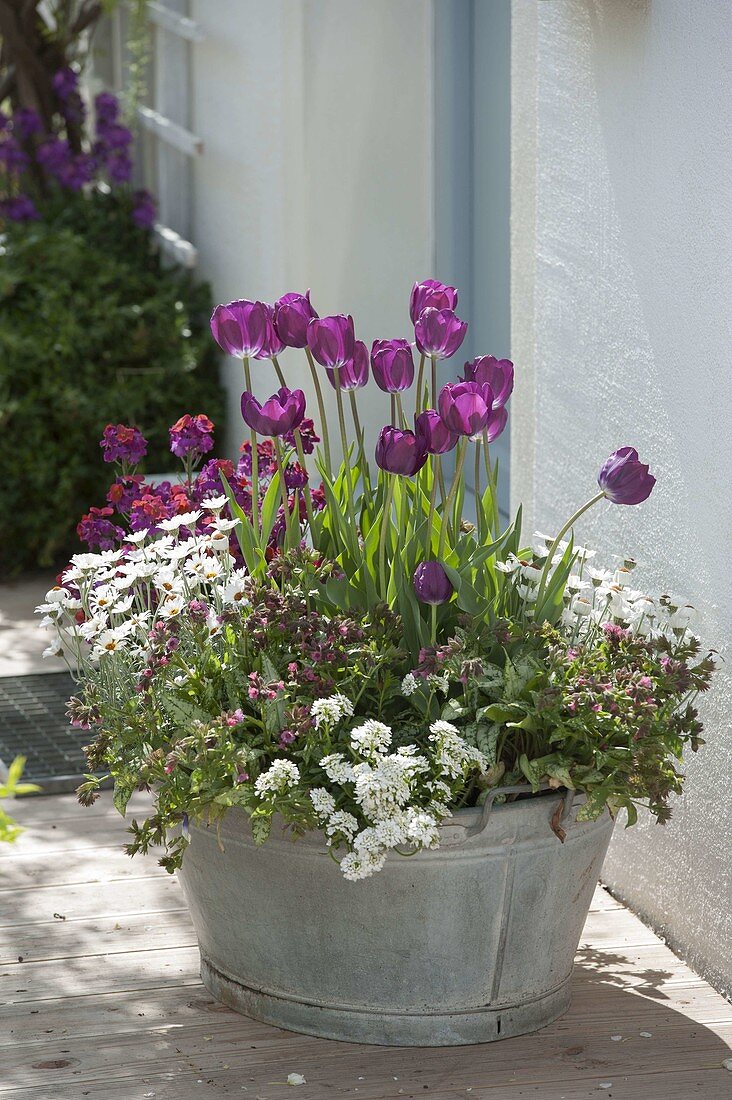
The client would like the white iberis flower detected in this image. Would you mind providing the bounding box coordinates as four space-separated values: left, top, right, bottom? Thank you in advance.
401 673 418 696
254 760 300 796
309 787 336 819
319 752 355 784
428 720 488 779
349 719 392 758
325 810 359 841
310 694 354 729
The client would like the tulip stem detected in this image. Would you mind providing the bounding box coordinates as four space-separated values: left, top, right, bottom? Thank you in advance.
305 347 332 474
333 366 360 551
293 428 316 536
273 438 292 550
438 440 467 561
481 431 498 536
349 390 363 450
426 457 439 556
415 354 426 414
379 475 395 602
271 355 287 388
242 356 259 539
430 355 437 407
430 604 437 646
536 490 607 607
395 392 408 430
474 442 481 528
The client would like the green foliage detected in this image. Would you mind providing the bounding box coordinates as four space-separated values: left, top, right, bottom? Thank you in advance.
0 188 224 573
0 757 40 844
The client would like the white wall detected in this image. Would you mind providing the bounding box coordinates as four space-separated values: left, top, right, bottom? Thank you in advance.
190 0 435 458
512 0 732 995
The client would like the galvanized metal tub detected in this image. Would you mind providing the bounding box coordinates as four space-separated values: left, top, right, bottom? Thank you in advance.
177 789 613 1046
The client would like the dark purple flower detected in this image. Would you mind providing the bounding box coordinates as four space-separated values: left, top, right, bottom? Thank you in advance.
2 194 38 222
414 307 468 360
484 405 508 443
241 387 306 437
0 136 29 172
13 108 42 140
132 189 156 229
307 314 355 368
464 356 514 408
370 339 415 393
284 417 319 454
76 507 125 550
107 474 146 512
52 68 78 102
326 340 369 390
169 414 215 459
413 561 453 606
414 409 458 455
259 304 285 358
273 291 318 349
375 426 427 477
95 92 119 126
107 151 132 184
284 462 309 490
598 448 656 505
409 279 459 325
100 424 148 465
438 381 495 437
211 299 271 358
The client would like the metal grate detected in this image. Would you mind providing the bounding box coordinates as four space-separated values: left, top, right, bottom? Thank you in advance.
0 673 92 793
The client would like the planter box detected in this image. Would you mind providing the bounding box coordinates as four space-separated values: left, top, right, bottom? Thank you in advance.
178 790 613 1046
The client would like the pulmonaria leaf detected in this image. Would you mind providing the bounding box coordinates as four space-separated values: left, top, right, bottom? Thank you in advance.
250 814 271 846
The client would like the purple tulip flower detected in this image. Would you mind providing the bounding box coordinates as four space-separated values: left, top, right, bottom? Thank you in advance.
413 561 453 605
598 448 656 505
241 387 306 437
414 308 468 360
327 340 369 390
484 405 508 443
464 356 514 408
375 426 428 477
414 409 459 455
307 314 355 368
371 339 415 393
273 291 318 349
438 381 495 437
409 279 459 325
211 300 271 359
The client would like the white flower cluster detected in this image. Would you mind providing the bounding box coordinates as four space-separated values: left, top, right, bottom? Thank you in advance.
254 759 300 796
500 533 699 645
36 520 247 668
310 694 354 729
310 718 488 882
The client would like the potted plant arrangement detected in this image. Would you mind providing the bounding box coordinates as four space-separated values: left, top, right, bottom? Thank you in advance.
38 279 715 1046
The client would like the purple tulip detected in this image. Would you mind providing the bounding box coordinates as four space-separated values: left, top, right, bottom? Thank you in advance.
438 381 495 437
211 300 271 358
413 561 453 606
241 387 306 437
598 448 656 505
326 340 369 390
307 314 355 368
273 291 318 349
414 308 468 360
375 426 428 477
484 405 508 443
410 279 459 325
258 304 285 358
464 356 514 408
414 409 459 455
371 339 415 393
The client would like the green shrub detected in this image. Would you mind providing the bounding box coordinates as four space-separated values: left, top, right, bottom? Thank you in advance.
0 189 225 574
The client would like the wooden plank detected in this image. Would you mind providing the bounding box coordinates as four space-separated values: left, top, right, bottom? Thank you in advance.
0 846 168 891
0 874 183 927
136 105 202 157
147 1 205 41
0 907 193 965
3 1016 731 1096
7 791 152 825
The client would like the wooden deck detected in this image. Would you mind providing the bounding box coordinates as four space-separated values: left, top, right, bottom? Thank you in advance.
1 793 731 1099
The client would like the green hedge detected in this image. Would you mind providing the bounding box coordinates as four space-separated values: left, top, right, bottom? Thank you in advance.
0 190 225 574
